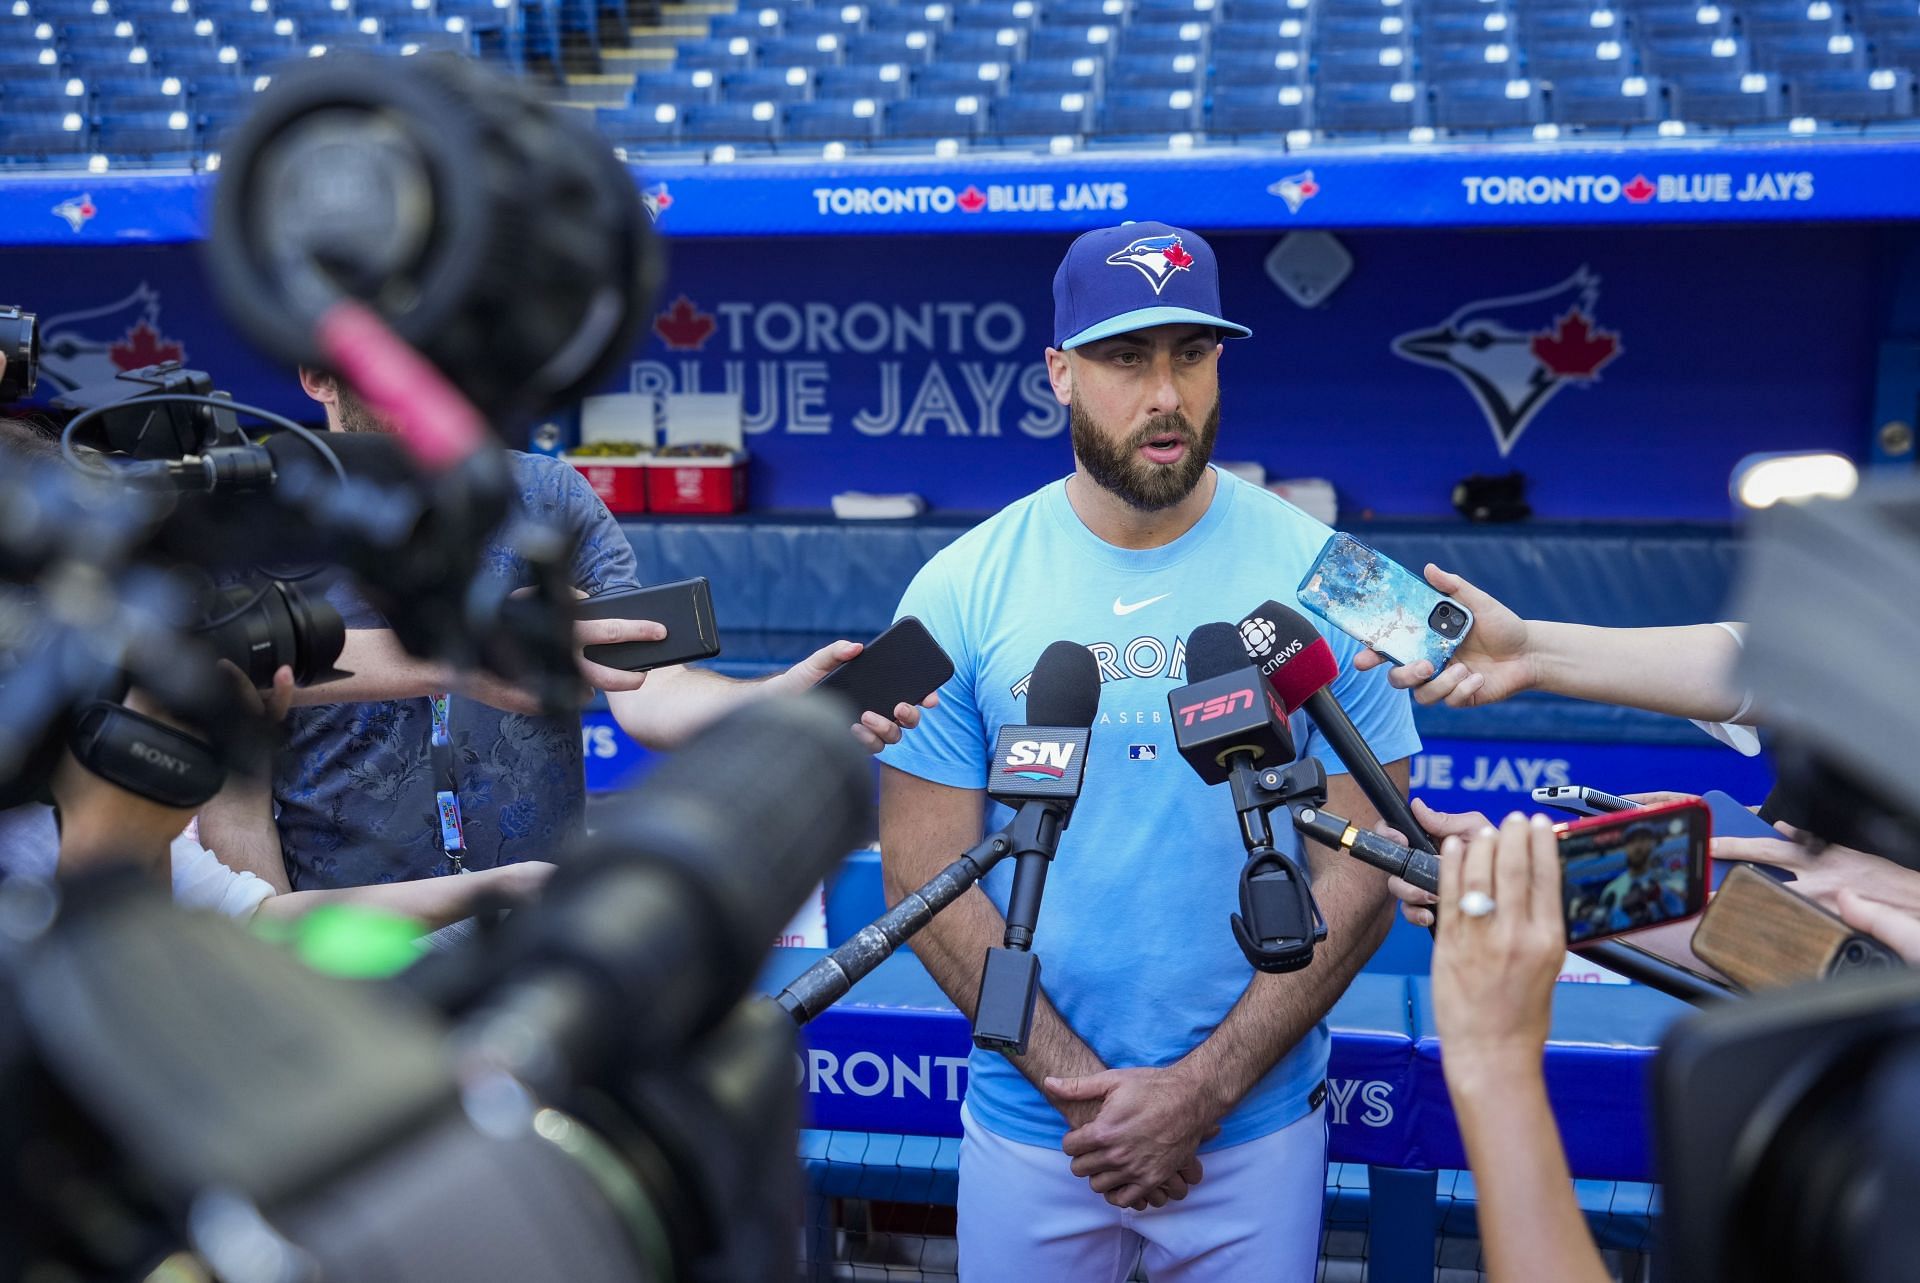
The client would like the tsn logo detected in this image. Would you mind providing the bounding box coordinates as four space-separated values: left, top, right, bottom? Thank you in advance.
1002 739 1077 780
1177 688 1254 727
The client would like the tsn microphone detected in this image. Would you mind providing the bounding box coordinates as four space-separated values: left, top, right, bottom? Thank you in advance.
1168 622 1325 974
1238 601 1438 861
972 640 1100 1056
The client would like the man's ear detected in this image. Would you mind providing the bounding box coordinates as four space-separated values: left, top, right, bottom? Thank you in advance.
298 367 338 406
1045 347 1072 408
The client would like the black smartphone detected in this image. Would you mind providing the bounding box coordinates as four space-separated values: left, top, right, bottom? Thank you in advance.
813 616 954 719
579 577 721 672
1556 799 1711 945
1532 784 1640 817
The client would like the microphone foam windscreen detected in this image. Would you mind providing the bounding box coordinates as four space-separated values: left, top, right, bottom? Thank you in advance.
1185 621 1253 683
1027 641 1101 727
1241 600 1340 713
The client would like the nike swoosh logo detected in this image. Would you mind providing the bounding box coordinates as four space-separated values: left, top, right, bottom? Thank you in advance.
1113 593 1172 616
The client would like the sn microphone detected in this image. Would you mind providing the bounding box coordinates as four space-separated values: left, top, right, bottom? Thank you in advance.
972 640 1100 1055
1238 600 1437 859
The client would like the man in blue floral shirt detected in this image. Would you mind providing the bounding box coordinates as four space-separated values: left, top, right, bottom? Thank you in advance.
200 371 926 892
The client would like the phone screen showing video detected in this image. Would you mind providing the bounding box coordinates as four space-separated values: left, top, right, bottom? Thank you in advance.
1559 802 1709 944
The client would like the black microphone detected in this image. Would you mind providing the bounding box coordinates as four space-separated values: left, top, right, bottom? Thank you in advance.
972 640 1099 1055
1239 600 1437 859
1290 803 1442 894
1167 622 1325 973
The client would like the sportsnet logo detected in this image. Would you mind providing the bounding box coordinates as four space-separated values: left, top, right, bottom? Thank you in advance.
1391 267 1621 457
1105 233 1195 295
1001 739 1077 781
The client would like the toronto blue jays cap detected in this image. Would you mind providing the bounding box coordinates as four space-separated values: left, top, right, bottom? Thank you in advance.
1052 221 1252 351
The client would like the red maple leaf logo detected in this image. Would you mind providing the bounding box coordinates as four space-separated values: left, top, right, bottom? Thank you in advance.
110 320 183 371
1296 179 1319 199
652 295 716 351
957 184 986 213
1530 309 1620 380
1162 241 1195 270
647 185 673 212
1623 174 1655 203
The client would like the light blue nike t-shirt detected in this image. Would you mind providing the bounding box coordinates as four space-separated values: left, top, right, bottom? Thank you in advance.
879 466 1421 1152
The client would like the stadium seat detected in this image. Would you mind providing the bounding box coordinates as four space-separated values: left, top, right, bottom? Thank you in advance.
938 25 1026 59
1006 55 1102 92
1314 13 1407 50
1629 2 1733 38
1424 41 1522 80
1133 0 1213 20
1666 67 1790 123
814 62 911 96
1855 0 1920 33
3 80 86 111
1314 43 1417 83
1789 66 1917 119
1420 10 1513 48
1641 32 1751 76
951 0 1036 29
1117 19 1209 55
883 92 986 135
842 28 936 62
1218 0 1301 22
912 60 1008 95
95 88 187 116
782 96 884 140
1026 25 1117 60
94 108 195 158
1870 29 1920 65
707 9 779 40
1206 81 1312 133
1519 7 1624 42
0 111 91 162
1211 43 1309 84
1752 29 1869 72
723 65 815 101
596 101 687 144
680 98 782 142
1314 78 1428 131
862 5 946 36
1527 37 1638 79
629 66 722 104
673 35 758 71
758 33 846 66
1109 50 1201 89
986 87 1090 136
1042 0 1128 24
1094 84 1199 132
1547 71 1667 124
1433 74 1545 127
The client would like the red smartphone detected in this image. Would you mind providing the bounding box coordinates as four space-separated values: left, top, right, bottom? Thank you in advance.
1556 799 1711 945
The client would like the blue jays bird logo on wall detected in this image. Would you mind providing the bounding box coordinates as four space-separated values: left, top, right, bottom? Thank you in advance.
1106 233 1197 295
1391 267 1622 457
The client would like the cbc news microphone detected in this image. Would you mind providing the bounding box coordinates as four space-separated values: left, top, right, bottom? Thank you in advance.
1169 622 1325 973
972 640 1101 1055
1238 601 1437 860
777 640 1100 1027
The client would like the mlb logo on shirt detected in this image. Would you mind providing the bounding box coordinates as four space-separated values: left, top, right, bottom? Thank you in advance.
1129 744 1158 761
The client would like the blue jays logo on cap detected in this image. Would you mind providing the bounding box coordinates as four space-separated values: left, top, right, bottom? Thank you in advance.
1105 233 1197 296
1053 221 1253 351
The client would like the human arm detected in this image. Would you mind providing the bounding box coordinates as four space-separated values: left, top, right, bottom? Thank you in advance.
254 859 556 930
1712 823 1920 916
1045 762 1404 1209
1432 813 1612 1283
1352 565 1749 722
607 640 933 753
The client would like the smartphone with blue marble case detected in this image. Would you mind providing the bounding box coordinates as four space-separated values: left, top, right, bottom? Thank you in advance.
1295 533 1474 672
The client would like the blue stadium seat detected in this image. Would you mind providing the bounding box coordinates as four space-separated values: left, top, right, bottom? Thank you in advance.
2 80 84 111
1641 32 1751 75
1629 2 1733 38
1313 12 1406 48
1527 36 1637 77
883 92 985 135
1025 25 1117 60
1094 84 1199 131
681 99 782 141
595 101 686 144
95 108 195 158
1424 41 1521 80
0 111 91 161
1041 0 1128 23
1420 10 1513 47
756 33 845 66
1855 0 1920 33
814 62 910 95
951 1 1035 30
1006 55 1102 92
0 47 61 73
782 96 884 139
1519 7 1624 41
1211 42 1309 83
1737 0 1841 44
1790 66 1917 119
1314 43 1416 82
1547 71 1666 124
707 9 779 39
1666 67 1789 122
1109 50 1201 88
95 87 186 115
1218 0 1301 21
1433 73 1545 126
723 65 815 100
862 4 946 35
841 28 935 62
1133 0 1213 20
912 60 1007 95
630 66 721 103
1870 28 1920 64
58 15 133 40
1206 81 1312 133
937 25 1026 58
786 7 863 38
672 35 757 70
987 87 1091 135
1314 77 1427 130
1752 29 1868 71
1214 17 1308 52
1117 19 1209 55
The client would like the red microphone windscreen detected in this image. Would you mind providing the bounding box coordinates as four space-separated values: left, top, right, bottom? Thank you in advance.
1238 600 1339 714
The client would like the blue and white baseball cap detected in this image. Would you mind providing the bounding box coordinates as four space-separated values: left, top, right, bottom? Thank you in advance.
1052 221 1253 351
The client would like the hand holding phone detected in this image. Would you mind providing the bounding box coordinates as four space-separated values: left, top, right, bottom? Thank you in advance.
812 617 954 720
1532 784 1640 818
1556 800 1711 945
1297 534 1474 674
577 577 722 674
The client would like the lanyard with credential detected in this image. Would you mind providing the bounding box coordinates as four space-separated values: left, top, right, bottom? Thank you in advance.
430 693 468 872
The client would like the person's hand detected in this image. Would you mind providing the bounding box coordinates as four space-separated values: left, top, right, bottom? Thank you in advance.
1713 823 1920 916
1383 798 1495 928
572 614 667 694
1352 565 1534 708
217 660 295 722
481 859 557 905
1432 813 1566 1091
1621 791 1702 809
771 640 940 754
1836 890 1920 963
1043 1066 1219 1211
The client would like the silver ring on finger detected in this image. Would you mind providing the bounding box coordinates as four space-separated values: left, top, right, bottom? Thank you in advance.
1459 890 1497 919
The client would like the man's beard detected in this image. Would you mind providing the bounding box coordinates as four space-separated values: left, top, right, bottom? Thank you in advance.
334 385 388 434
1070 393 1221 512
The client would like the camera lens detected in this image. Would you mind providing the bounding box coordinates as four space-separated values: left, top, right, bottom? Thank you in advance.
1429 602 1465 637
0 305 40 402
202 579 346 688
